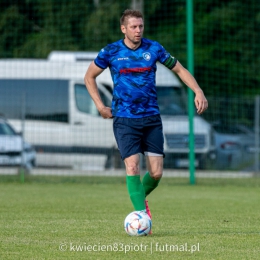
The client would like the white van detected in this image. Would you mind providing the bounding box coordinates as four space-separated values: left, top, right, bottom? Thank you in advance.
0 51 216 169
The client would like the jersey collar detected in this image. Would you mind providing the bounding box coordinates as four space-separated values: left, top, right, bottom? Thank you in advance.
122 38 143 51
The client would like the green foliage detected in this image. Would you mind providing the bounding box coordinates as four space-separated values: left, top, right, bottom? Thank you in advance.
83 1 125 50
0 0 259 97
192 1 260 96
0 5 32 57
148 0 260 97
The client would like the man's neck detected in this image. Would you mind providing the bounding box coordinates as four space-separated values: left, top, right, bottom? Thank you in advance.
124 39 141 50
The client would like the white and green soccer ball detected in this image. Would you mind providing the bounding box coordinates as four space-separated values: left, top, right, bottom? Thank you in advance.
124 210 152 236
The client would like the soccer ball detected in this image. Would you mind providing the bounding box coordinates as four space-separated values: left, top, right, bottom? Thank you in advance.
124 211 152 236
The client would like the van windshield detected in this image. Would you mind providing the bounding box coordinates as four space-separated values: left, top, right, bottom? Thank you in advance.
0 123 17 136
156 86 187 116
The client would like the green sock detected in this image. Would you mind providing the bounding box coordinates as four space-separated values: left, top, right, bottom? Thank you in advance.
142 172 161 197
126 175 146 211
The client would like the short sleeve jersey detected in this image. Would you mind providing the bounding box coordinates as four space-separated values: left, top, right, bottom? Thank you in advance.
94 38 176 118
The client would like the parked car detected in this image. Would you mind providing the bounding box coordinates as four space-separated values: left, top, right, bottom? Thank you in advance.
0 117 36 169
212 122 255 170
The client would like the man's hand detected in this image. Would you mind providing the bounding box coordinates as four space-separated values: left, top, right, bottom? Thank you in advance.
99 107 113 119
195 91 208 114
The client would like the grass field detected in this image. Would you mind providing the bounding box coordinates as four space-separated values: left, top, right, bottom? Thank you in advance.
0 175 260 260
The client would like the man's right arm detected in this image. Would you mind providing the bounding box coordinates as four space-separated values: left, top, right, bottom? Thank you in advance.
84 61 113 119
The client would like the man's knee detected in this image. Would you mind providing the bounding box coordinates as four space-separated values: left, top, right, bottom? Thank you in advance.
124 154 140 175
149 171 163 180
125 163 139 175
146 156 163 180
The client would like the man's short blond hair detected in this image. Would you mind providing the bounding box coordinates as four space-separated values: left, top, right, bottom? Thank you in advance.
120 9 143 26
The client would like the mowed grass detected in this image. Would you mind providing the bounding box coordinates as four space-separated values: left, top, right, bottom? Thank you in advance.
0 175 260 260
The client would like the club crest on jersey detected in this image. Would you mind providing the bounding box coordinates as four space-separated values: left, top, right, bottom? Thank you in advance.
143 52 151 61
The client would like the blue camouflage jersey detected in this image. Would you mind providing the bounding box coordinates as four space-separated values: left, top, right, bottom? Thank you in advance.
94 38 177 118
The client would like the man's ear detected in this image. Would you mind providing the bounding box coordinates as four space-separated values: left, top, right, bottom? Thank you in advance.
121 24 126 34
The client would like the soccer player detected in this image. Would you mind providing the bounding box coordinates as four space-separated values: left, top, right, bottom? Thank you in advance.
84 9 208 232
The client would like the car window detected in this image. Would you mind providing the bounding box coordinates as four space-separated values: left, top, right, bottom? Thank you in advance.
156 86 187 116
0 123 16 136
75 84 111 116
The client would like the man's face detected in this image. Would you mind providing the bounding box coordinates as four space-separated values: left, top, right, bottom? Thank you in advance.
121 17 144 45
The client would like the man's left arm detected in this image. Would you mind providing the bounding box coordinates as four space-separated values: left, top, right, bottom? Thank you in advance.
172 61 208 114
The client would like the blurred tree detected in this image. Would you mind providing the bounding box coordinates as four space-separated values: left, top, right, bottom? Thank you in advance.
0 0 259 97
0 5 32 57
146 0 260 97
193 1 260 96
82 0 134 50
